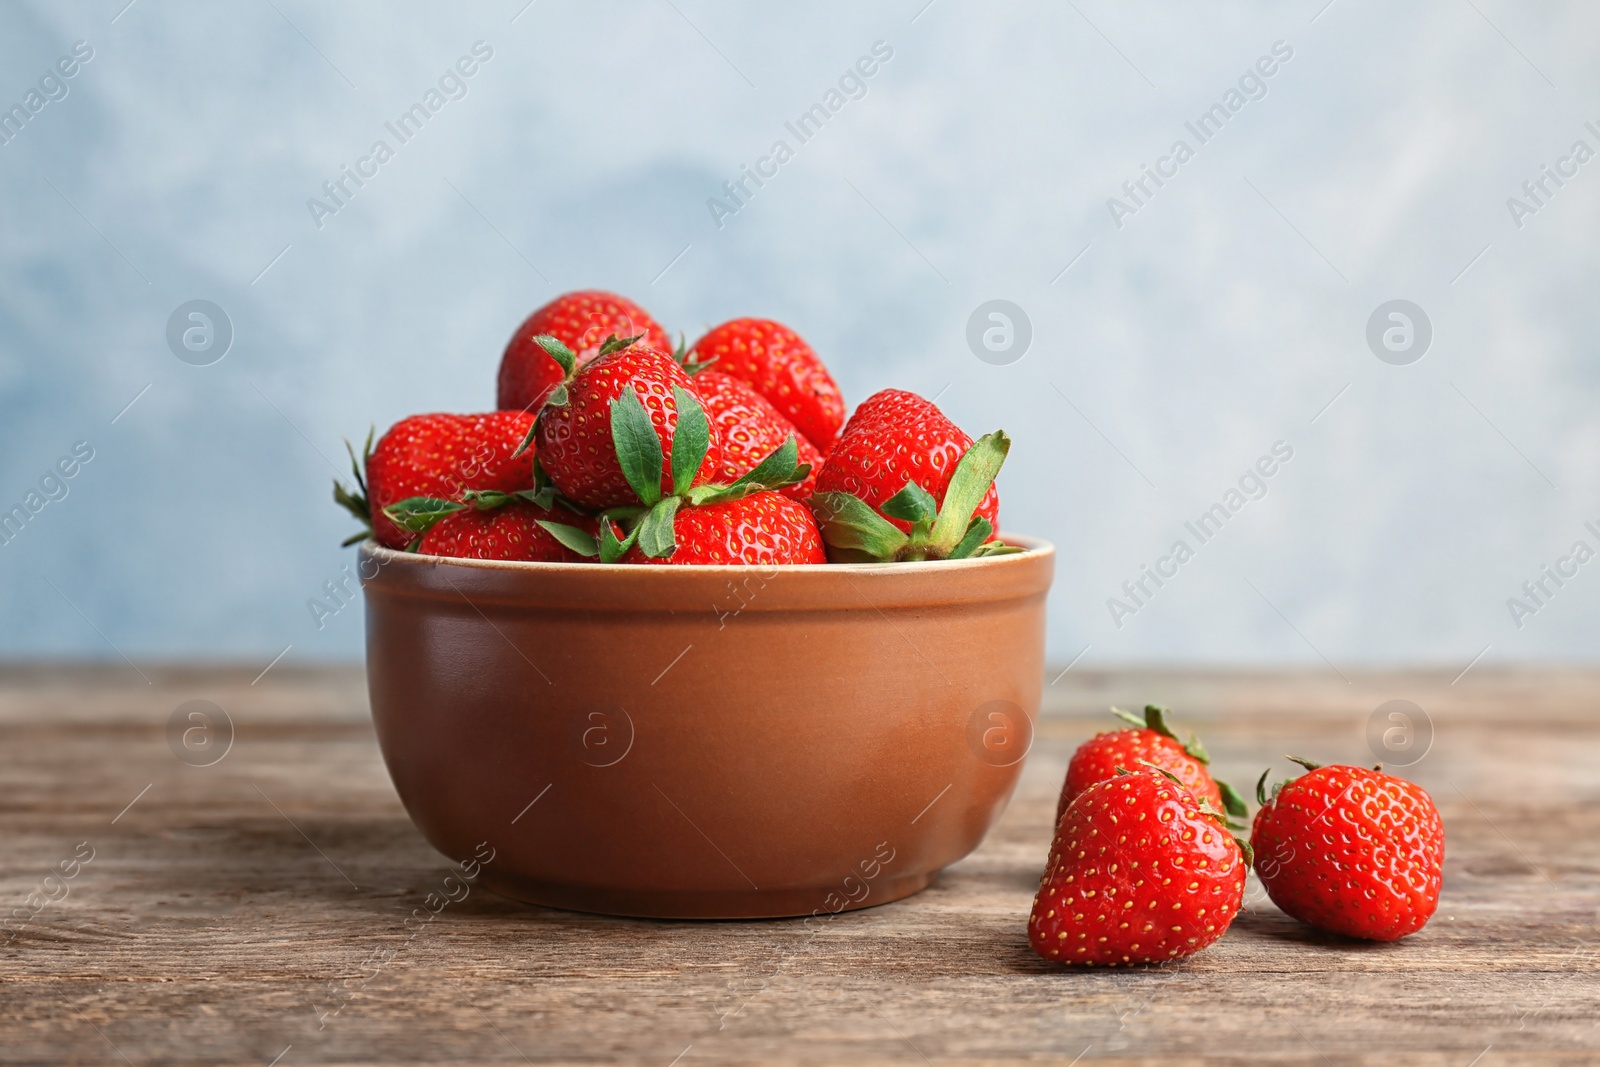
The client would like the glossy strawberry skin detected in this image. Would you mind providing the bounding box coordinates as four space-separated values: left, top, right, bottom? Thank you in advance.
497 290 671 413
1251 765 1444 942
814 389 999 536
1059 729 1223 824
417 503 594 563
687 319 844 451
535 345 722 510
622 492 825 566
366 412 537 550
692 370 822 501
1030 772 1246 966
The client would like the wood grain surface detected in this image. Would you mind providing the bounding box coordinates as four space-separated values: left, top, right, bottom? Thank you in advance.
1 664 1596 1066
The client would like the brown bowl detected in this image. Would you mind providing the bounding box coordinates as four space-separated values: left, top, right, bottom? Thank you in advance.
360 536 1054 919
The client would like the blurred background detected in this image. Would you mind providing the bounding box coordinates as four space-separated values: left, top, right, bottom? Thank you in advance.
2 0 1596 672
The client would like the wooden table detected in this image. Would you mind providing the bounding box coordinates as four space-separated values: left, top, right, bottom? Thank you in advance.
2 665 1596 1065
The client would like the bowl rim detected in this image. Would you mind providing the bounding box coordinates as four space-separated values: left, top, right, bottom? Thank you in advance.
357 533 1054 576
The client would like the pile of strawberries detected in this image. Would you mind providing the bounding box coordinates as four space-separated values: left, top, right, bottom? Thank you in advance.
335 290 1016 566
1030 705 1446 965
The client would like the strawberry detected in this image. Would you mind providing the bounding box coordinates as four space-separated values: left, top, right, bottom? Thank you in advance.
1250 759 1444 942
334 412 536 550
685 319 845 450
692 369 822 502
531 374 816 566
498 290 671 413
621 492 825 565
1058 705 1244 825
533 339 723 510
810 390 1012 563
1029 770 1248 966
416 497 596 563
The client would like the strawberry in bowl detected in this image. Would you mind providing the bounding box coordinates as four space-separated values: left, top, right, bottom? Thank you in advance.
337 292 1054 920
811 389 1014 563
497 290 671 414
334 412 537 551
685 318 844 451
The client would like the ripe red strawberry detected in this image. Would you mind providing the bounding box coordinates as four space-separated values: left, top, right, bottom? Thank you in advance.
532 371 815 566
1029 770 1247 966
818 390 999 532
535 342 722 510
692 369 821 501
417 501 595 563
621 492 824 565
334 412 536 550
1058 705 1239 825
1251 759 1444 942
810 390 1012 563
498 290 671 413
686 319 844 450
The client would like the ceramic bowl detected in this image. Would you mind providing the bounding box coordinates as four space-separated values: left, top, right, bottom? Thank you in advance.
360 536 1054 919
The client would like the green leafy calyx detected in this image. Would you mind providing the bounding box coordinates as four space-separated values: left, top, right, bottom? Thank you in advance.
536 520 600 558
597 389 809 562
333 427 375 546
598 332 644 358
610 387 665 508
673 332 718 376
812 430 1022 563
381 497 464 539
1218 780 1249 820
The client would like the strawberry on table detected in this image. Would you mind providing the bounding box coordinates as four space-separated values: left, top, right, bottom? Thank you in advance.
1250 759 1444 942
692 369 822 502
1029 769 1248 966
1058 705 1245 825
810 389 1013 563
533 337 723 510
685 318 845 451
334 412 537 550
498 290 671 413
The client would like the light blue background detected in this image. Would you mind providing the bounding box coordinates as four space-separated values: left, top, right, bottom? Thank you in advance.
2 0 1597 674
